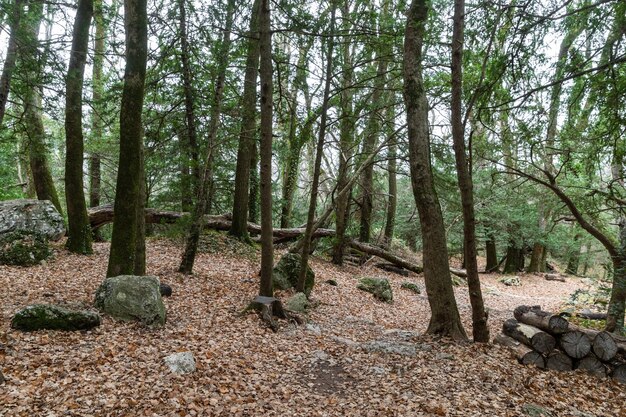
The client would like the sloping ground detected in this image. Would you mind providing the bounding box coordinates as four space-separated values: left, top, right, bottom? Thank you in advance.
0 239 623 417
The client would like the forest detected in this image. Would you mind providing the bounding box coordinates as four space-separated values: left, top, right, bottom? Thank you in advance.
0 0 625 415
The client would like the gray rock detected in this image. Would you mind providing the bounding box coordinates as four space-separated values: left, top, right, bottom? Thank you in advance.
285 292 308 312
435 353 455 360
11 304 100 331
272 253 315 296
500 276 521 286
0 230 51 266
305 323 322 335
357 277 393 303
311 350 329 361
369 366 387 375
383 329 419 341
362 340 416 356
522 403 554 417
159 283 172 297
0 199 65 241
94 275 166 327
164 351 196 374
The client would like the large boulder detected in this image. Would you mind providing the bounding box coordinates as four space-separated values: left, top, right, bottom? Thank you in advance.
94 275 166 326
0 199 65 241
357 277 393 303
11 304 100 331
0 230 51 266
272 253 315 296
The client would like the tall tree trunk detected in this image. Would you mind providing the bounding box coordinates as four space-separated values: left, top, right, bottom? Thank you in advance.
178 0 235 274
64 0 94 254
229 0 261 240
249 139 259 223
89 0 105 210
297 2 336 293
359 0 390 243
258 0 273 297
178 0 200 212
485 231 498 272
0 0 24 126
403 0 466 340
106 0 148 277
383 101 397 248
331 0 355 265
19 0 63 214
450 0 489 342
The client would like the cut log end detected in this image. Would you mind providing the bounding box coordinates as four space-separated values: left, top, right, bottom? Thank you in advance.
592 331 618 362
560 330 592 359
611 364 626 384
502 319 556 355
577 354 608 378
546 351 573 372
494 334 546 369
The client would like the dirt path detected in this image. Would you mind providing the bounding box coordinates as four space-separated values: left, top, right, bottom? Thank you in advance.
0 240 623 417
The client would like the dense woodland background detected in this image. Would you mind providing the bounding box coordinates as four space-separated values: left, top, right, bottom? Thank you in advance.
0 0 625 336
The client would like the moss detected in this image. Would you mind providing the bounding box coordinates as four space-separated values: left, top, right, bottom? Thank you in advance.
0 230 51 266
357 277 393 303
401 282 421 294
272 253 315 296
11 304 100 331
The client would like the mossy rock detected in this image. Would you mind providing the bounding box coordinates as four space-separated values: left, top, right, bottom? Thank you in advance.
11 304 100 331
272 253 315 296
285 292 308 312
357 277 393 303
94 275 166 327
0 230 51 266
400 282 421 294
499 276 521 287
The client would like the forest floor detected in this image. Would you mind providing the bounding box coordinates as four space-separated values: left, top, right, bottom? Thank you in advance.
1 237 624 417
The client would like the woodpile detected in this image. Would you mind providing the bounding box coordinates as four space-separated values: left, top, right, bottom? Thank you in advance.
495 305 626 383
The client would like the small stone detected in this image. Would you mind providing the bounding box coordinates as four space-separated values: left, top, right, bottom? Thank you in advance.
499 276 521 287
383 329 419 340
369 366 387 375
435 353 455 360
324 279 338 286
305 323 322 335
164 351 196 374
285 292 308 312
159 283 172 297
312 350 329 361
522 403 554 417
362 340 416 356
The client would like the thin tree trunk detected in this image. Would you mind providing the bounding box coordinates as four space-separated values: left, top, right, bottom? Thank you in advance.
296 2 336 293
383 101 397 248
89 0 105 210
64 0 94 254
0 0 24 126
178 0 235 273
485 232 498 272
450 0 489 342
229 0 261 240
258 0 273 297
249 139 259 223
331 0 355 265
106 0 148 277
403 0 466 340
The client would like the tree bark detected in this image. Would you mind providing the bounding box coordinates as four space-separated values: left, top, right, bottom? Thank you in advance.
383 102 397 248
493 333 546 369
257 0 273 297
106 0 148 277
64 0 94 254
404 0 466 340
229 0 261 241
513 305 570 335
485 232 499 272
502 318 556 354
450 0 489 342
89 0 105 216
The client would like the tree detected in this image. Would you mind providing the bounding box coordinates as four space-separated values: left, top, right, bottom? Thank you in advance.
404 0 466 340
257 0 273 296
64 0 93 254
450 0 488 342
0 0 24 126
107 0 148 277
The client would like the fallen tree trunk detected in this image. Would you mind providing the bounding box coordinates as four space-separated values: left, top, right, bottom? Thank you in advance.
503 319 556 354
544 273 566 282
88 205 335 240
494 334 546 368
375 263 409 276
514 305 570 335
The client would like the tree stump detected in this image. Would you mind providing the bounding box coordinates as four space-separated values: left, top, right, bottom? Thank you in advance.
592 331 618 362
248 296 287 332
514 305 569 335
494 334 546 369
546 351 573 372
503 319 556 354
576 354 607 378
560 330 591 359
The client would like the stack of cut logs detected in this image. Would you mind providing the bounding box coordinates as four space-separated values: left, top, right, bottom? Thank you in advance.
495 305 626 383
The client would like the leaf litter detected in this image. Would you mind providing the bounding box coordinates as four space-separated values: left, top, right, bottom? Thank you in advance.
0 238 624 416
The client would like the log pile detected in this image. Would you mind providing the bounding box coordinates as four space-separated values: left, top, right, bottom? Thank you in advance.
495 305 626 383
